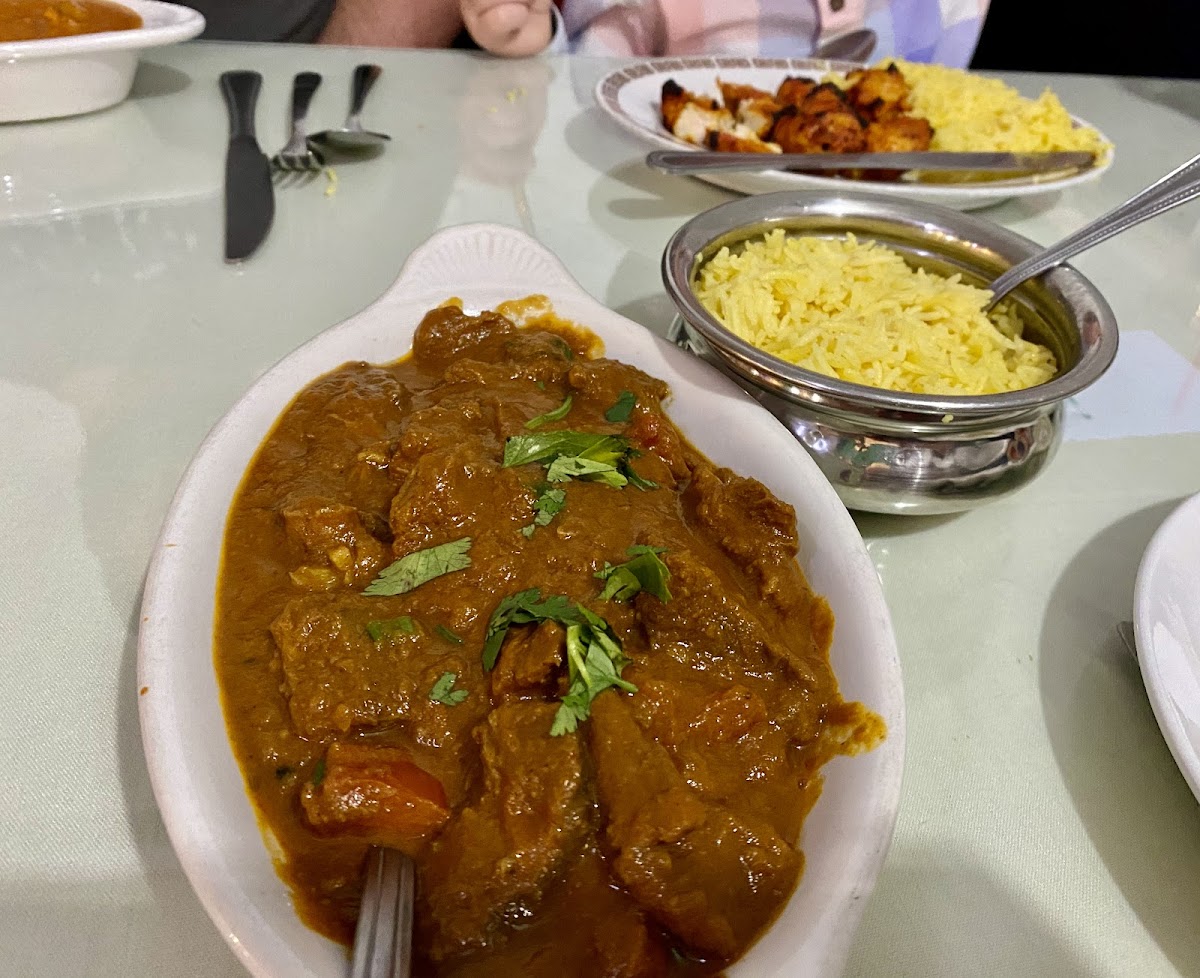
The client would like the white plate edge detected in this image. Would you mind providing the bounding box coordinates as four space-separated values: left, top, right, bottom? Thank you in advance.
1134 490 1200 805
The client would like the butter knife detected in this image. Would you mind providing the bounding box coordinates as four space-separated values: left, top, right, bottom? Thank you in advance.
646 148 1096 176
220 71 274 263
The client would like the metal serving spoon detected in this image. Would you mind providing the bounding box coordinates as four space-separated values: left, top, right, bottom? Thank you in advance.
350 847 414 978
308 63 392 153
986 149 1200 309
811 27 877 62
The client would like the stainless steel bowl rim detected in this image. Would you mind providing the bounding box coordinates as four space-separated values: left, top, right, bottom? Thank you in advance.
662 190 1120 421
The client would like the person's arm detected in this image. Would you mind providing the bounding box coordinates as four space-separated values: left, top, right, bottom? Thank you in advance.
460 0 554 57
319 0 464 47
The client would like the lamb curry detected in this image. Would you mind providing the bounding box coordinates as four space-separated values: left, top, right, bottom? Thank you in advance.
213 298 883 975
0 0 142 41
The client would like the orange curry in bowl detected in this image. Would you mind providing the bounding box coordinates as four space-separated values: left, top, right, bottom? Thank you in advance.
0 0 141 41
213 298 884 975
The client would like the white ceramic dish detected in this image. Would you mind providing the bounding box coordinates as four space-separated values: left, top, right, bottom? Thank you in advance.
0 0 204 124
595 56 1112 212
1135 491 1200 805
137 223 905 978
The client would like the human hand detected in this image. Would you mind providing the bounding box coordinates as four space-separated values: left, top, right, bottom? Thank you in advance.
461 0 553 57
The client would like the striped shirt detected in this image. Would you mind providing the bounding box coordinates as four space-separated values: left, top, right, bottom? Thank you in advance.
553 0 989 67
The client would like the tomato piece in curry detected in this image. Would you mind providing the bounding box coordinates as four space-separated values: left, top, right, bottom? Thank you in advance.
213 299 883 976
0 0 142 41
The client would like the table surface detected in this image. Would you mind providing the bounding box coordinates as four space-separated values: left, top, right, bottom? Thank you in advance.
2 40 1199 978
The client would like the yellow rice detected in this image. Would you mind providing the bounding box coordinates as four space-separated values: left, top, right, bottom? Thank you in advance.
838 60 1110 156
693 230 1058 396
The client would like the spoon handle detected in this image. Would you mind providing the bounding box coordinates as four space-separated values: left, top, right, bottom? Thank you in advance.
987 150 1200 307
348 63 383 125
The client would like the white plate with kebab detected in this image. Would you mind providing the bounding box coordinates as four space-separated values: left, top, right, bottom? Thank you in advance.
594 57 1113 210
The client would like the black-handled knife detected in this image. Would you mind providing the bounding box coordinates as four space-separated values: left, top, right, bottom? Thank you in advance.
220 70 275 263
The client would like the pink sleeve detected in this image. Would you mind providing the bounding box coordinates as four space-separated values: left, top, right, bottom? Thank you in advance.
563 0 662 56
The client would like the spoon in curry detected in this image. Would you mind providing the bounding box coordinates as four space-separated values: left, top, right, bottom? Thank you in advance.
350 847 414 978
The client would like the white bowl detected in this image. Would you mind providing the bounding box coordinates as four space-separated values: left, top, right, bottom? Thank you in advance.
0 0 204 123
137 223 905 978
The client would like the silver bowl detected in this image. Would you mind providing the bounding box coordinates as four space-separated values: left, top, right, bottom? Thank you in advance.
661 191 1119 515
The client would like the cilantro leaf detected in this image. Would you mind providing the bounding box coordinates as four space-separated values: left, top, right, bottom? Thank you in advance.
525 394 574 430
546 456 626 486
550 682 590 736
605 390 637 423
365 616 416 641
504 430 656 493
620 460 658 491
481 590 636 734
310 759 326 787
503 431 630 469
549 621 636 737
364 538 472 596
595 546 671 603
521 486 567 537
429 671 469 706
434 624 464 645
482 589 585 670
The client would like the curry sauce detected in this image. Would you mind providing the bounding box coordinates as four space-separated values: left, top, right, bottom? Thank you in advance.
0 0 141 41
213 299 883 976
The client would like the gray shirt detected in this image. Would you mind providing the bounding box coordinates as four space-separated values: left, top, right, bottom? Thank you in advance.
187 0 335 42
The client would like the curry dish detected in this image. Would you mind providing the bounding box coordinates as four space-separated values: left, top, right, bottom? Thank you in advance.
0 0 141 41
214 298 882 976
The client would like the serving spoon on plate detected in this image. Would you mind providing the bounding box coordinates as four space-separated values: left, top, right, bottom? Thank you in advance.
811 27 877 62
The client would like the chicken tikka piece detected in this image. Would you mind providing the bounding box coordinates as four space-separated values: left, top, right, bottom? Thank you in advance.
658 64 934 167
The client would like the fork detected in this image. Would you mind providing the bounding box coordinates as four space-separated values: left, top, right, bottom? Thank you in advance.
350 847 414 978
271 71 324 178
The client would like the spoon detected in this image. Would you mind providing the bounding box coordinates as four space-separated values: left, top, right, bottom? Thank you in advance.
350 846 414 978
986 149 1200 309
812 28 877 62
308 63 392 153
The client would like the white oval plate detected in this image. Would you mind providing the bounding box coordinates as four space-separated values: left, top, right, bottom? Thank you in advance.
137 223 905 978
0 0 205 123
595 56 1112 212
1135 491 1200 805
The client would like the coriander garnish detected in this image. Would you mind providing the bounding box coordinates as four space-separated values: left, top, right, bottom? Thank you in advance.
521 486 567 537
365 616 416 641
429 672 468 706
310 759 326 787
364 538 472 596
482 589 584 670
595 546 672 603
551 608 636 737
604 390 637 423
502 430 655 491
434 624 464 645
524 394 573 430
481 589 636 735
